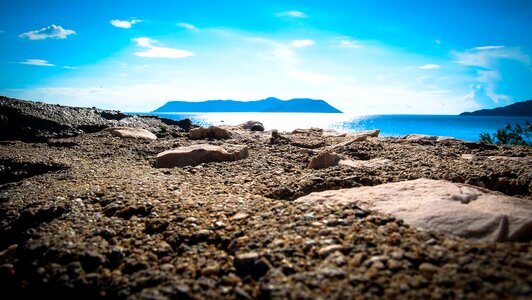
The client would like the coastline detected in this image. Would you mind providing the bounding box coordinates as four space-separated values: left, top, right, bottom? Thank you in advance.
1 97 531 298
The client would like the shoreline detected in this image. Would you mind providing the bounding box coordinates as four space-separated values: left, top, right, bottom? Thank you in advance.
1 97 531 298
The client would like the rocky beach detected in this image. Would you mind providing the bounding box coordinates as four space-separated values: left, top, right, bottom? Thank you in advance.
1 97 531 299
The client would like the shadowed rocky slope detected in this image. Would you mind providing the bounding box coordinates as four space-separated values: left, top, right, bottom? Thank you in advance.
0 96 192 142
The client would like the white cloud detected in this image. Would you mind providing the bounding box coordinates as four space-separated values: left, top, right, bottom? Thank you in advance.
133 37 194 58
177 23 198 31
474 45 505 50
19 24 75 40
454 46 530 104
419 64 441 69
63 66 78 69
276 10 308 18
19 59 55 67
110 18 142 29
340 40 362 49
292 39 314 47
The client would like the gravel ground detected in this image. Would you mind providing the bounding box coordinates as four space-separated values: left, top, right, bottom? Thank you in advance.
0 129 531 299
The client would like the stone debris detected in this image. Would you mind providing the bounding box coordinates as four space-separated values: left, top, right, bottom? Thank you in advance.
156 144 249 168
295 178 532 242
106 126 157 140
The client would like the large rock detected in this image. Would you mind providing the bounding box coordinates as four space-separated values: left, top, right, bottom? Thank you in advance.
155 144 248 168
294 179 532 242
240 120 265 132
189 126 233 140
308 152 342 169
106 127 157 140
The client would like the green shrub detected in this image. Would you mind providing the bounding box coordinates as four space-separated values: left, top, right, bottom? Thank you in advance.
479 121 531 145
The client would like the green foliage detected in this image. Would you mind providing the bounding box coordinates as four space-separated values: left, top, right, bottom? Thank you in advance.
479 121 532 145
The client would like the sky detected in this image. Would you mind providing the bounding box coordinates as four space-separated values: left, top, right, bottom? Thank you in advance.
0 0 531 114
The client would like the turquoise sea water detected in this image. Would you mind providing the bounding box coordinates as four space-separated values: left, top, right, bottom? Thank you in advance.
140 112 531 142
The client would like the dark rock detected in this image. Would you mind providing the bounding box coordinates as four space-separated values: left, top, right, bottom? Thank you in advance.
0 96 193 142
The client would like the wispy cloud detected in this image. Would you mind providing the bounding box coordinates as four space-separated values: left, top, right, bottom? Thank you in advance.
455 46 530 104
292 39 314 47
19 24 75 40
419 64 441 69
474 45 505 51
19 59 55 66
276 11 308 18
110 18 142 29
177 23 198 31
133 37 194 58
63 66 78 69
340 40 362 49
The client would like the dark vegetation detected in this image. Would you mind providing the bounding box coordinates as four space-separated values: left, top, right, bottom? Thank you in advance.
479 122 532 145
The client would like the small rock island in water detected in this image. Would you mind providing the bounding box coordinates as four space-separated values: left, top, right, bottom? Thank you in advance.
153 97 343 113
0 96 531 299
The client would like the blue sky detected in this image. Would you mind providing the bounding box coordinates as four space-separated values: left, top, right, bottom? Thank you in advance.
0 0 531 114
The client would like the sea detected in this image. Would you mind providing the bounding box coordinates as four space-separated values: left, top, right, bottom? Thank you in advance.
138 113 531 142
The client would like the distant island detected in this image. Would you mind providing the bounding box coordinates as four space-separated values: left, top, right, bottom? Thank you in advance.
460 100 532 116
153 97 343 113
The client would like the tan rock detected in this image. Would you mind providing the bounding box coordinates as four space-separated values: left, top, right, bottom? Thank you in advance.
189 126 233 140
338 158 391 169
294 179 532 242
329 130 380 150
308 152 342 169
155 144 248 168
106 127 157 140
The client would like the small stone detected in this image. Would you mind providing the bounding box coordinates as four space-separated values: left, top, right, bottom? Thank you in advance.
317 244 344 257
419 262 439 275
201 263 220 276
230 212 249 221
234 252 270 278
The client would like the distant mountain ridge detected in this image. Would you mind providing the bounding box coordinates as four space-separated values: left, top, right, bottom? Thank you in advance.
153 97 343 113
460 100 532 116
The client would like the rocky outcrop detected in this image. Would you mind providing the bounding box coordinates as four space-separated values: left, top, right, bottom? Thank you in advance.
0 96 191 142
155 144 249 168
189 126 233 140
106 127 157 140
295 179 532 242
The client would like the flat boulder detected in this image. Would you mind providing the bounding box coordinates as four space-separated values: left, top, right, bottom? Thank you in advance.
189 126 233 140
294 179 532 242
156 144 248 168
338 158 391 169
106 127 157 140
